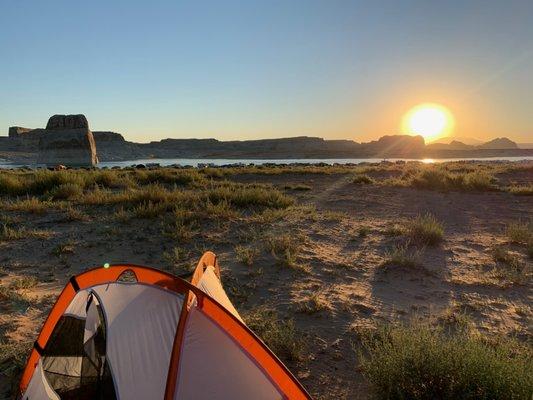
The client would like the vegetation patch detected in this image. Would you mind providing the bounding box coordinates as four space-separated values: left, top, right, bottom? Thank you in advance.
235 244 259 267
266 233 306 270
352 174 375 185
509 183 533 196
9 276 38 290
296 292 330 315
505 221 532 244
407 213 444 246
359 323 533 400
0 224 53 241
492 246 530 285
283 183 312 191
383 243 422 269
244 306 305 362
390 166 499 192
4 197 52 214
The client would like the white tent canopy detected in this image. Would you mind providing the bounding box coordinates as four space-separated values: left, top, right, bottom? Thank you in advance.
19 252 310 400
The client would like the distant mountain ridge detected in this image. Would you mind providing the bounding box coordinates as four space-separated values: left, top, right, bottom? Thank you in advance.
1 119 532 162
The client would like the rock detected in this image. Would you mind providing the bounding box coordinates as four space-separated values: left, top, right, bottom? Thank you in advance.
37 114 98 167
46 114 89 130
8 127 33 138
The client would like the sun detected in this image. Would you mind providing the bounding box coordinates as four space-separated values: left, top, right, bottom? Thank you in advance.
402 103 454 141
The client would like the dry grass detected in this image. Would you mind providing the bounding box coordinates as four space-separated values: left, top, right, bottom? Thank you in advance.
235 244 259 267
266 233 306 271
283 183 312 191
506 221 532 244
9 276 38 290
509 183 533 196
244 306 305 362
51 241 76 257
407 213 444 246
0 224 53 241
492 246 530 285
63 206 90 222
297 292 330 315
352 174 375 185
383 243 422 269
359 322 533 400
4 197 52 214
387 166 498 192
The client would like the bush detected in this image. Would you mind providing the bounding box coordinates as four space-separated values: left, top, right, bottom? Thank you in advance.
50 182 83 200
206 184 294 209
407 213 444 246
352 174 375 185
506 221 532 244
407 167 497 192
360 323 533 400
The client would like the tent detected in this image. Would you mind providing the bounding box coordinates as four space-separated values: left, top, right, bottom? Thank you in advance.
18 252 311 400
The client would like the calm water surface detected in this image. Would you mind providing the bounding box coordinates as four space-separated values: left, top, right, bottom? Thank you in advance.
0 156 532 169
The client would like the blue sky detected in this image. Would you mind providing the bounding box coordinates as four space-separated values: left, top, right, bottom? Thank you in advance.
1 0 532 142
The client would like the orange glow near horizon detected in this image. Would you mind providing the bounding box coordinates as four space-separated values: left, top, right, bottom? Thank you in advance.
402 103 455 142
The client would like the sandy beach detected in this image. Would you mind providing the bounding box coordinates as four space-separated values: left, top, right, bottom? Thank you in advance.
0 161 531 399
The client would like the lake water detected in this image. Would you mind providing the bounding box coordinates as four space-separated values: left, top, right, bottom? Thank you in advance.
0 156 532 169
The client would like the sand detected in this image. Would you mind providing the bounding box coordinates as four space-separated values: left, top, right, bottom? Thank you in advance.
0 163 531 399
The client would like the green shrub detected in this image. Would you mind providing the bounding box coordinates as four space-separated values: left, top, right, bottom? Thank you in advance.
506 221 532 244
407 213 444 246
50 182 83 200
352 174 375 185
360 323 533 400
206 185 294 209
406 167 497 192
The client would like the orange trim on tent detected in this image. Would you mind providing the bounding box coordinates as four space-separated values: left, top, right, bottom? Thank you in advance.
164 256 311 400
18 264 192 395
164 289 191 400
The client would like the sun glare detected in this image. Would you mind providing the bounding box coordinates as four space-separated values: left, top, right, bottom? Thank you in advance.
402 103 454 141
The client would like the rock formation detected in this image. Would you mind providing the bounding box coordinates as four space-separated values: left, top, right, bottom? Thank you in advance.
37 115 98 167
8 127 33 138
46 114 89 130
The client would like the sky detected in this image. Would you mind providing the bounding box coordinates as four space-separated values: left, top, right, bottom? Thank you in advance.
1 0 532 143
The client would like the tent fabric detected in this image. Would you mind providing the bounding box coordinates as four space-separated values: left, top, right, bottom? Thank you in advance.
196 265 242 322
22 360 60 400
175 306 282 399
91 283 183 400
19 255 311 400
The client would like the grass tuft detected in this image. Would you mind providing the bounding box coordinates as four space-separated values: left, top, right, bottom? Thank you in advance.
407 213 444 246
383 243 422 269
244 306 305 362
235 245 259 267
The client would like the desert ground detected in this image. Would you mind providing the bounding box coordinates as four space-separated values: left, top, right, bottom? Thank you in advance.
0 161 531 399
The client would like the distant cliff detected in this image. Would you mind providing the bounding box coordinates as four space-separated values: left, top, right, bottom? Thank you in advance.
1 118 532 163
